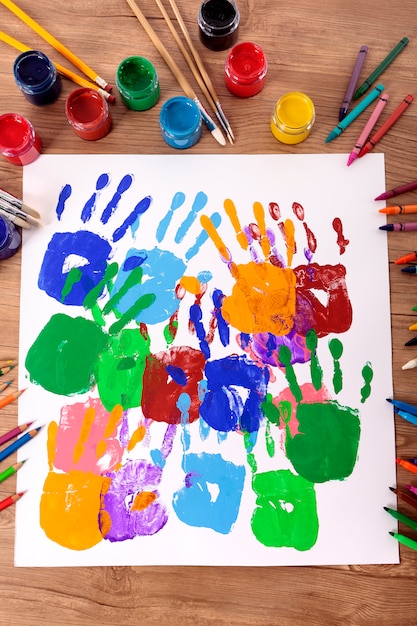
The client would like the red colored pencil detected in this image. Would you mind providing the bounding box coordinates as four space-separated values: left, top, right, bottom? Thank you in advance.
0 421 33 447
0 388 26 410
359 94 414 157
0 491 24 512
390 486 417 510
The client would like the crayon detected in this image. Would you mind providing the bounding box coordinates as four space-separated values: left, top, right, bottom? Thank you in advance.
376 180 417 201
325 83 384 143
339 45 368 121
379 205 417 215
359 94 414 158
347 93 389 165
380 223 417 232
354 37 409 99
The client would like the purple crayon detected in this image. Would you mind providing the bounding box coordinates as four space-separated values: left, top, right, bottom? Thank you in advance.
380 223 417 232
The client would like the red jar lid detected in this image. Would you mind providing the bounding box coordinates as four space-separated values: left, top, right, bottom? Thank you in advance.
225 42 267 86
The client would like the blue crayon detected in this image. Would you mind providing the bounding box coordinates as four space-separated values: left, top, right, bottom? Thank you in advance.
386 397 417 416
325 83 384 143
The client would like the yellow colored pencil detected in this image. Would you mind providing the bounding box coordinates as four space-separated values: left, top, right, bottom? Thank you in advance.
0 30 115 102
0 0 112 91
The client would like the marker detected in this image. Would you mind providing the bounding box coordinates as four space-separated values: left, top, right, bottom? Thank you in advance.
0 492 24 513
379 205 417 215
386 398 417 415
380 223 417 232
376 179 417 201
402 357 417 370
390 486 417 511
395 252 417 265
405 337 417 346
347 93 389 165
396 409 417 427
402 266 417 274
354 37 409 99
339 45 368 121
0 460 25 485
0 421 34 447
359 94 414 157
406 484 417 497
325 83 384 143
396 458 417 474
384 506 417 532
0 427 41 463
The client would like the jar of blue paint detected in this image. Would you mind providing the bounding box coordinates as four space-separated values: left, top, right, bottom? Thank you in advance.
159 96 202 149
0 215 21 260
13 50 62 105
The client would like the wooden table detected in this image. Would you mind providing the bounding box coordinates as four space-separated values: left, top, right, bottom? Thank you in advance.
1 1 417 623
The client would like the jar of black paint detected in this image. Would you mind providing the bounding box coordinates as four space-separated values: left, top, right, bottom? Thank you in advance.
198 0 240 51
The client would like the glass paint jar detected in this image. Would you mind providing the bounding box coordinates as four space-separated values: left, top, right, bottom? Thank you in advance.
0 113 42 165
116 57 160 111
198 0 240 51
0 214 21 260
13 50 62 106
225 42 267 97
159 96 202 149
65 88 112 141
271 92 315 145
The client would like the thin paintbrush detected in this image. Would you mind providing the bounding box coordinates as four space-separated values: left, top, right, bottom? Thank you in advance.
166 0 234 142
0 31 115 102
0 198 40 227
124 0 226 146
0 0 112 92
0 185 40 219
153 0 233 144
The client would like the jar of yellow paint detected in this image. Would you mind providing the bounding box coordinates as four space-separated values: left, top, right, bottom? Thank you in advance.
271 92 315 144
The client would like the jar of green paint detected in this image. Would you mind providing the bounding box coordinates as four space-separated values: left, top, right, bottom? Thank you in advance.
116 56 160 111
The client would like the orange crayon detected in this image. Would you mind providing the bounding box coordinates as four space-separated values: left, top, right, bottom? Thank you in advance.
380 205 417 215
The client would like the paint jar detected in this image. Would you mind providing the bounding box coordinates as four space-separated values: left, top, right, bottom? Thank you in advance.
65 88 112 141
116 56 160 111
159 96 202 149
0 214 21 260
198 0 240 51
13 50 62 106
225 42 267 98
271 92 315 145
0 113 42 166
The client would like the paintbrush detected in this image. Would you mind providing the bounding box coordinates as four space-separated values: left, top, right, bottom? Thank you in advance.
124 0 226 146
0 186 40 219
165 0 234 142
153 0 233 144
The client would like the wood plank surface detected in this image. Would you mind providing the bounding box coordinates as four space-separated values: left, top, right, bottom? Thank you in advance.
1 1 417 624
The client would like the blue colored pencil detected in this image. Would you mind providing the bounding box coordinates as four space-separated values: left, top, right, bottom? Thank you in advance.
0 427 41 463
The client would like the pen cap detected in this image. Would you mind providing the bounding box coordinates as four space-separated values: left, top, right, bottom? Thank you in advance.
65 88 112 141
0 215 21 260
198 0 240 51
271 92 315 144
0 113 42 165
116 57 160 111
13 50 62 106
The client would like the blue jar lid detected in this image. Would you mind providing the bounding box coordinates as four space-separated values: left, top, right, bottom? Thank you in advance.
159 96 202 149
14 50 57 94
0 215 10 249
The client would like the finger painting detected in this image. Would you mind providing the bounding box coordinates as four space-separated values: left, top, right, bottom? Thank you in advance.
16 153 398 566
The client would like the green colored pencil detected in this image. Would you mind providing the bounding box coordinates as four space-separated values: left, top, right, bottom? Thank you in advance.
0 460 25 485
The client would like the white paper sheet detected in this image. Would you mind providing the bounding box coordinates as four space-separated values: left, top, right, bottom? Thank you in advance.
15 153 398 566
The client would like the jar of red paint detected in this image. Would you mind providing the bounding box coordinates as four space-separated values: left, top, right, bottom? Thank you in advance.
225 42 268 97
0 113 42 166
65 88 112 141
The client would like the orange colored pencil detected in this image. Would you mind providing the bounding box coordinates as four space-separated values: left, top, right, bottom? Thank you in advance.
0 491 24 512
0 388 25 410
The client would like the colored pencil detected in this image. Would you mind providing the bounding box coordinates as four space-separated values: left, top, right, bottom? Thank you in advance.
0 381 11 393
0 359 15 369
390 486 417 511
0 30 115 103
0 421 33 447
0 460 25 485
0 388 25 410
347 93 389 165
124 0 226 146
359 94 414 158
0 427 41 464
389 531 417 552
375 179 417 201
384 506 417 532
0 365 14 377
164 0 234 142
0 0 112 92
0 491 24 512
396 458 417 475
354 37 409 100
